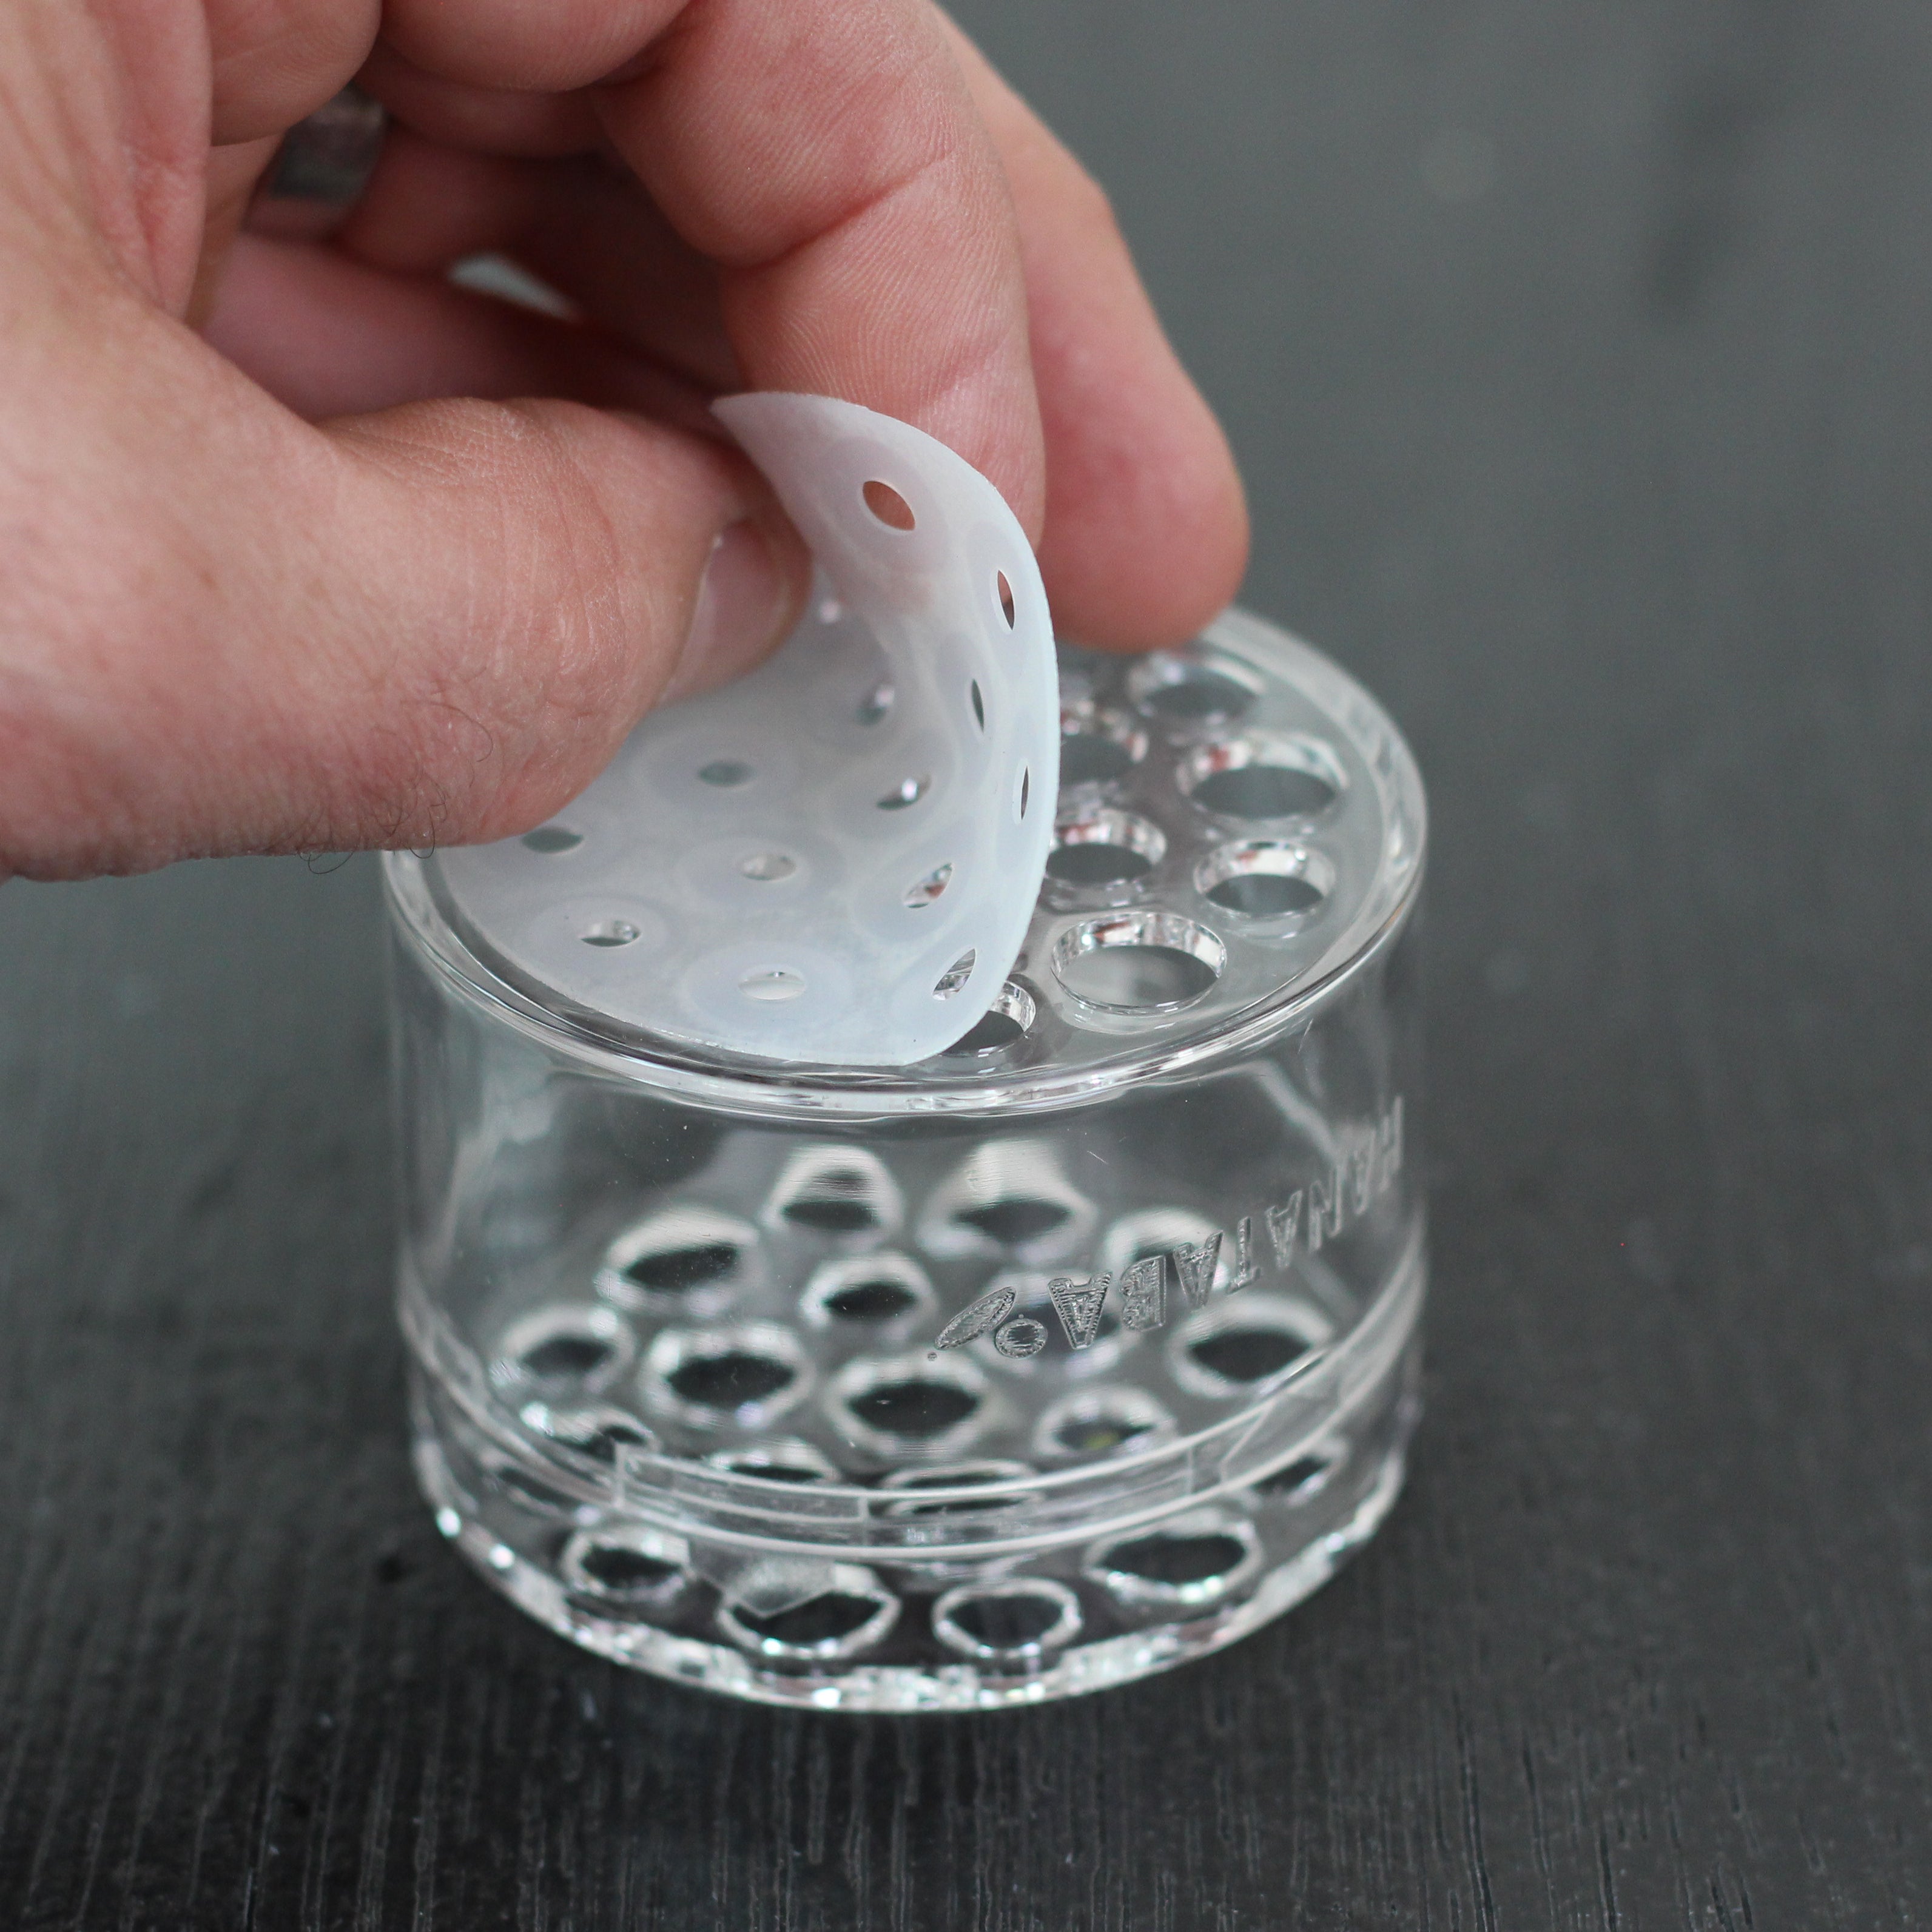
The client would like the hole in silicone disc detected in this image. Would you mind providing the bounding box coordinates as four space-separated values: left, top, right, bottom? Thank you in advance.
521 824 582 853
933 949 975 998
582 920 641 948
863 480 916 530
698 760 753 787
878 775 930 810
738 851 796 882
904 863 953 909
738 967 805 1001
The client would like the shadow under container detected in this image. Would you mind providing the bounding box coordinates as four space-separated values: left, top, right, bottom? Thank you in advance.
385 614 1426 1712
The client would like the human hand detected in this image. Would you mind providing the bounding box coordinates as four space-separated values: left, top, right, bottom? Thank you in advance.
0 0 1247 878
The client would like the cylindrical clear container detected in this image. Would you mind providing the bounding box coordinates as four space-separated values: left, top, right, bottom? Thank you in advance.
385 610 1425 1711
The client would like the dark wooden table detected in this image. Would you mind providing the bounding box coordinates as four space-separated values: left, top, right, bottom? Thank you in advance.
5 2 1930 1924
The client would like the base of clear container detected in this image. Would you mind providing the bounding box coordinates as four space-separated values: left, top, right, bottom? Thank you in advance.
408 1267 1421 1716
414 1427 1410 1711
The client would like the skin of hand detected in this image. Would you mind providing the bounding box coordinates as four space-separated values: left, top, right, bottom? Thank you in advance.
0 0 1247 881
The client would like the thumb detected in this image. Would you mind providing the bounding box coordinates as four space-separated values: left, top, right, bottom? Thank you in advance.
0 315 811 877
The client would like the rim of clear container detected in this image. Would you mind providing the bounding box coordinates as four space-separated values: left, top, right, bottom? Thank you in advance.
381 608 1426 1122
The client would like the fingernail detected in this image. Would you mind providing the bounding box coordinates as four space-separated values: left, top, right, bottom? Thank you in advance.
662 521 790 705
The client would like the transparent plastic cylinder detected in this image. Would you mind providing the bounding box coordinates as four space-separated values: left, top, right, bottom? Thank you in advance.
386 614 1425 1712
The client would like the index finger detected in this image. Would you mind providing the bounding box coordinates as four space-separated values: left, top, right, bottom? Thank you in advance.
380 0 1045 534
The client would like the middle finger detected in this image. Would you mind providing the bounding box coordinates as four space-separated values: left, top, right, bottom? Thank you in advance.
335 131 739 393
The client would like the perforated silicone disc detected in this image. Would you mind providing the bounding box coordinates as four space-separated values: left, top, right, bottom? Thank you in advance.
434 394 1061 1066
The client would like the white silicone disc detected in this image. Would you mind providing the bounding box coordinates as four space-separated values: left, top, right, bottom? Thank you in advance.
434 394 1061 1066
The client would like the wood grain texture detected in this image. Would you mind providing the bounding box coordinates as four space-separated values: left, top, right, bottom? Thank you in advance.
3 0 1931 1924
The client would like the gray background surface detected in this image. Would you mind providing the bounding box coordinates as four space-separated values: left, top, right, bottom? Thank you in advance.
4 0 1931 1924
